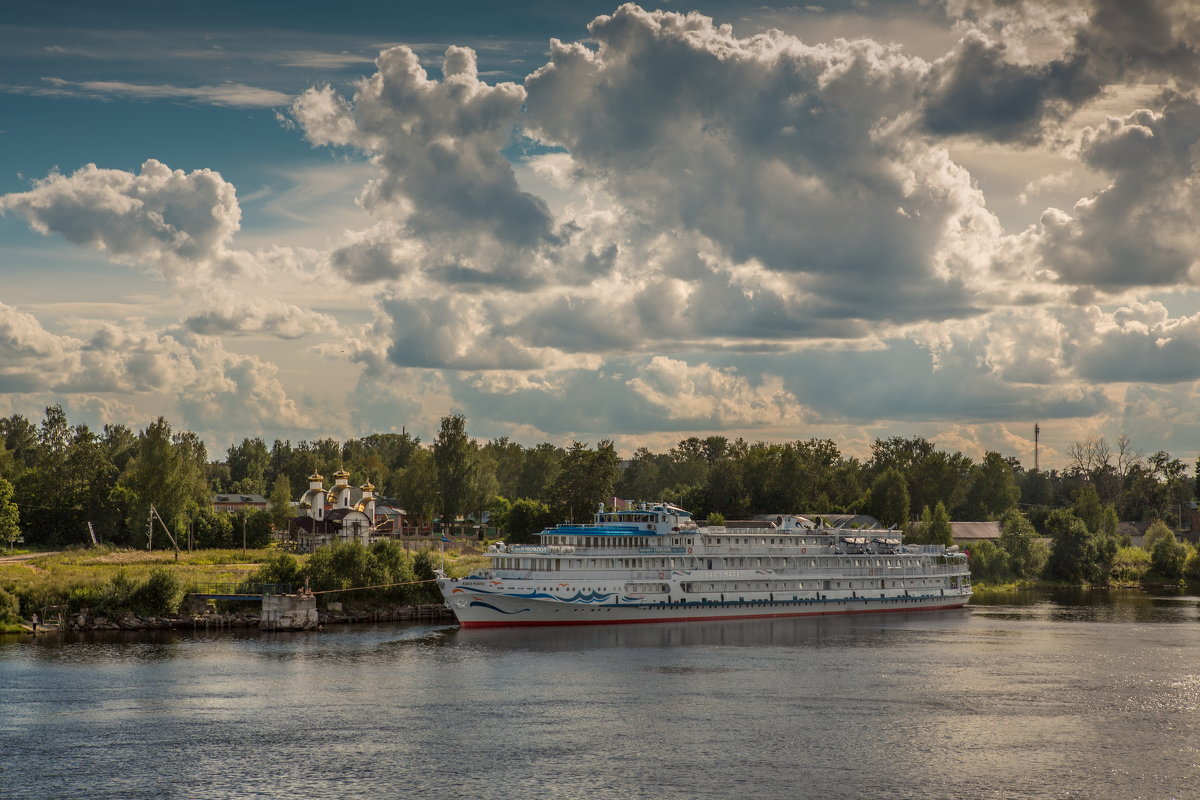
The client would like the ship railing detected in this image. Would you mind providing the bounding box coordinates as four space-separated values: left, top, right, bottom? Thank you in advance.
508 564 967 578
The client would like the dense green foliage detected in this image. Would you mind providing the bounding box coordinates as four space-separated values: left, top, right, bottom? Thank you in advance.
1111 546 1151 584
997 508 1048 579
252 540 446 606
0 586 20 624
1045 509 1117 584
5 407 1200 591
0 477 18 550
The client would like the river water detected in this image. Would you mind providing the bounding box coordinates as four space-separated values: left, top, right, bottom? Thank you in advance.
2 590 1198 800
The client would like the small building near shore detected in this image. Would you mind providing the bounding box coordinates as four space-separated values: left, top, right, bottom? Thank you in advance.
950 521 1002 544
213 493 268 513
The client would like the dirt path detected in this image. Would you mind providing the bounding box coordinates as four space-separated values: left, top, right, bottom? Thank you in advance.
0 552 59 565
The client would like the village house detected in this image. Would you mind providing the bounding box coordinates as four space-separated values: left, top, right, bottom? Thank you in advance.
212 493 268 513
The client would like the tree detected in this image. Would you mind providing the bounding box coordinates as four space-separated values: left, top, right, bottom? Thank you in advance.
1071 483 1104 534
226 437 270 494
433 414 475 528
967 540 1009 583
268 474 293 534
998 508 1048 579
397 448 438 526
928 501 953 547
962 451 1020 519
119 418 210 548
1150 533 1187 581
1045 509 1112 584
191 508 234 549
498 497 557 543
548 440 620 524
1142 520 1174 552
866 467 909 528
0 477 19 550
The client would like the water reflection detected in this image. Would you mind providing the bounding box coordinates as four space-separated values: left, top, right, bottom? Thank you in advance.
444 609 973 653
970 586 1200 623
3 593 1200 800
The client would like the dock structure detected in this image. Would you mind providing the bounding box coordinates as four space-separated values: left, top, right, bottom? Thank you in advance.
186 583 318 630
260 593 319 630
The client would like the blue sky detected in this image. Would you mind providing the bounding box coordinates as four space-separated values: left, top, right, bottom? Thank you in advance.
3 0 1200 468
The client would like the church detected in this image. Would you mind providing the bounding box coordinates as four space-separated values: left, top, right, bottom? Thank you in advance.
291 469 377 551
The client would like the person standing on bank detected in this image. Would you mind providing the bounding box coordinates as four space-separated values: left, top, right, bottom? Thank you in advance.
31 612 38 633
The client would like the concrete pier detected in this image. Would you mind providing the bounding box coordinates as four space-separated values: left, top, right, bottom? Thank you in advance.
260 593 319 630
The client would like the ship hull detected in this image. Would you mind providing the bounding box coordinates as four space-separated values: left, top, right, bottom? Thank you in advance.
439 581 970 628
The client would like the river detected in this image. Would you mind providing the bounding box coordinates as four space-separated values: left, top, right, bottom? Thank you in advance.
2 589 1198 800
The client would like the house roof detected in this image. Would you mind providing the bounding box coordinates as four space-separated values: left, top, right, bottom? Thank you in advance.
214 494 268 504
326 507 370 523
951 521 1002 540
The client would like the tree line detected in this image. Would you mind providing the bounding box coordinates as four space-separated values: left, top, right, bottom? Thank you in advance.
3 408 1199 563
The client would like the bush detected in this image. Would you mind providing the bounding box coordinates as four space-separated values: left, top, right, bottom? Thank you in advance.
413 549 442 603
1110 546 1150 584
1150 534 1187 581
91 570 140 617
1184 543 1200 583
132 567 185 616
967 540 1009 583
248 552 304 592
0 586 20 624
1143 520 1174 551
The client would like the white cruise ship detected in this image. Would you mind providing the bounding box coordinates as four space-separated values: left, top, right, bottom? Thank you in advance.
436 503 971 628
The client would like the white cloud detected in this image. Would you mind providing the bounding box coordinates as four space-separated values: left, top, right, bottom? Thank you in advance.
37 77 292 108
1035 96 1200 290
0 159 240 283
293 43 555 286
626 356 807 426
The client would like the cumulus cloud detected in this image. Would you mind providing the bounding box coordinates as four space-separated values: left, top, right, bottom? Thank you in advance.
1035 95 1200 289
516 5 997 329
0 303 81 393
293 44 556 286
927 0 1200 143
182 296 339 339
0 304 311 431
1075 301 1200 382
626 356 806 426
0 159 240 283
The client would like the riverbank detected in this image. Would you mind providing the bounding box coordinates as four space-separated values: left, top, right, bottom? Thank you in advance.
0 543 480 633
16 602 455 633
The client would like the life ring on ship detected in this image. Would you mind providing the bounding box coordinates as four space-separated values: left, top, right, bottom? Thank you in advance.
658 571 665 579
687 547 693 554
801 547 807 554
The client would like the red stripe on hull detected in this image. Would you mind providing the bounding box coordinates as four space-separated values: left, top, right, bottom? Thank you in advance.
456 602 968 628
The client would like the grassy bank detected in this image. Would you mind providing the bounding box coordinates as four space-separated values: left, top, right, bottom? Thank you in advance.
0 544 485 625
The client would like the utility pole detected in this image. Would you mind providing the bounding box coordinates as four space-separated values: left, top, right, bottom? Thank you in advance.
1034 422 1040 472
242 515 247 554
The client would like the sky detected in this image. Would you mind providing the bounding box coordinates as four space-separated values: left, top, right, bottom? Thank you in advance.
2 0 1200 469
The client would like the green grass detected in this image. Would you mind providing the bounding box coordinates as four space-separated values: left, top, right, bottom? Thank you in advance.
1 544 483 617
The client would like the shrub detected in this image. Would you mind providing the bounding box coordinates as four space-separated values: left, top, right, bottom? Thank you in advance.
133 567 185 616
92 570 140 617
413 549 442 603
248 552 304 592
1110 546 1150 584
966 540 1009 583
1143 520 1174 551
1150 533 1187 581
0 586 20 624
1184 543 1200 583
